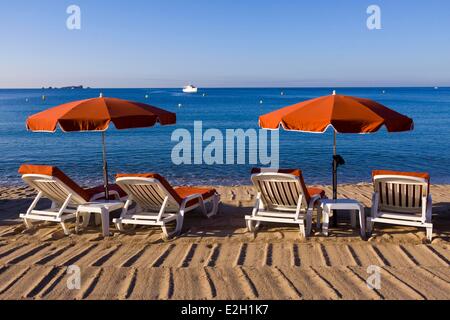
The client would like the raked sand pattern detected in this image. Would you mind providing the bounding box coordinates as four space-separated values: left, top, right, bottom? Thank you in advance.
0 184 449 300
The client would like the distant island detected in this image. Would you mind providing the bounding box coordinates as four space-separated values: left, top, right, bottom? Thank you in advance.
41 85 89 90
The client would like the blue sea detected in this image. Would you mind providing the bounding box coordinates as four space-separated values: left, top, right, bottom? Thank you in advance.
1 87 449 187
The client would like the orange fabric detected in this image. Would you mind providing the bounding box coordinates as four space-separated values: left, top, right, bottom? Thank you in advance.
307 187 326 199
19 164 91 201
372 170 430 182
116 173 216 206
26 97 176 132
259 94 413 133
251 168 326 204
174 187 216 207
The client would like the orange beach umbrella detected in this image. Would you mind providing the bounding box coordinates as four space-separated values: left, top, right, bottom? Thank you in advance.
26 96 176 199
259 91 414 223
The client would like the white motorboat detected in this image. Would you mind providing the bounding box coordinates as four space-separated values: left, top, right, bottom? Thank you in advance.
183 85 198 93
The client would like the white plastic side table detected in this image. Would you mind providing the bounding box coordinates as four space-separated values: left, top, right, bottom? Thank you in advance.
76 201 124 237
319 199 366 238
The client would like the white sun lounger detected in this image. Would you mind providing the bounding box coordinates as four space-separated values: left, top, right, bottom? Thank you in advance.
113 173 220 239
18 164 126 235
367 170 433 241
245 168 327 238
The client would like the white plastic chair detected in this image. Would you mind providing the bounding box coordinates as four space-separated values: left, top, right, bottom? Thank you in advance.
113 174 220 239
367 171 433 241
245 169 326 238
20 172 123 235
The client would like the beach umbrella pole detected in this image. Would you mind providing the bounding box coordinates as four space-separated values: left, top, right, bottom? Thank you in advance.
332 131 338 226
331 130 346 226
333 130 337 199
102 132 110 201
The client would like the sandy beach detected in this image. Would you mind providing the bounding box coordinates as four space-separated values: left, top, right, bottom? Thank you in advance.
0 183 449 300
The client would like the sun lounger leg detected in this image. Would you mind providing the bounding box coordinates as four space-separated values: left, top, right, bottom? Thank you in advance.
115 219 125 232
161 224 170 239
366 217 374 235
23 218 33 230
316 208 322 230
306 211 313 236
246 219 260 232
299 222 306 238
246 219 255 232
161 209 185 239
60 222 70 235
322 210 329 236
426 226 432 241
208 194 219 218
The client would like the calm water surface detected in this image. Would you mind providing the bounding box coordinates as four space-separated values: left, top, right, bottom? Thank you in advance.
0 87 449 186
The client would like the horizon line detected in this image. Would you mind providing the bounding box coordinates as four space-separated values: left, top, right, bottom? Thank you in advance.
0 85 449 90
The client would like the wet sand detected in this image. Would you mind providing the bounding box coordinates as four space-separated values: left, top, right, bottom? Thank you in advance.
0 184 449 300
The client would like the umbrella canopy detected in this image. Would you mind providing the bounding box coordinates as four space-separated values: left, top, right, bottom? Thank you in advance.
26 97 176 132
259 92 413 133
258 91 414 225
26 97 176 199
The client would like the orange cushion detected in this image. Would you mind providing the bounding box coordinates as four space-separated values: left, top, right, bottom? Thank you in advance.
19 164 91 201
372 170 430 182
307 187 326 199
251 168 326 204
174 186 217 207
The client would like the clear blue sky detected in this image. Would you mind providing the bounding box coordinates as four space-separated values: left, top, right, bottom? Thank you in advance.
1 0 450 88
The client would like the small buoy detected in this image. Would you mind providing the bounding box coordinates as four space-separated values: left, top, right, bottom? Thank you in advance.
178 103 182 107
99 92 103 98
259 100 263 104
434 87 439 90
280 91 284 96
145 94 149 99
332 90 336 95
382 90 386 94
41 95 46 101
25 98 29 102
202 93 206 97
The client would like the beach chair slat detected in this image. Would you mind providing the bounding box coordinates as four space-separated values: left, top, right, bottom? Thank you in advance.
142 185 163 207
136 185 161 209
270 181 284 206
37 181 66 204
263 181 277 205
132 185 156 209
386 182 391 206
47 182 70 203
280 182 292 206
282 182 295 206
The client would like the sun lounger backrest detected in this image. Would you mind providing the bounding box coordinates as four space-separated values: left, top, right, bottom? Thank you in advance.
22 174 87 205
373 170 430 213
116 174 181 212
251 169 310 211
19 164 90 205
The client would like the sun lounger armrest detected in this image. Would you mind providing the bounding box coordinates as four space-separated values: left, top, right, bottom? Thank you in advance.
180 194 203 208
308 194 321 209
